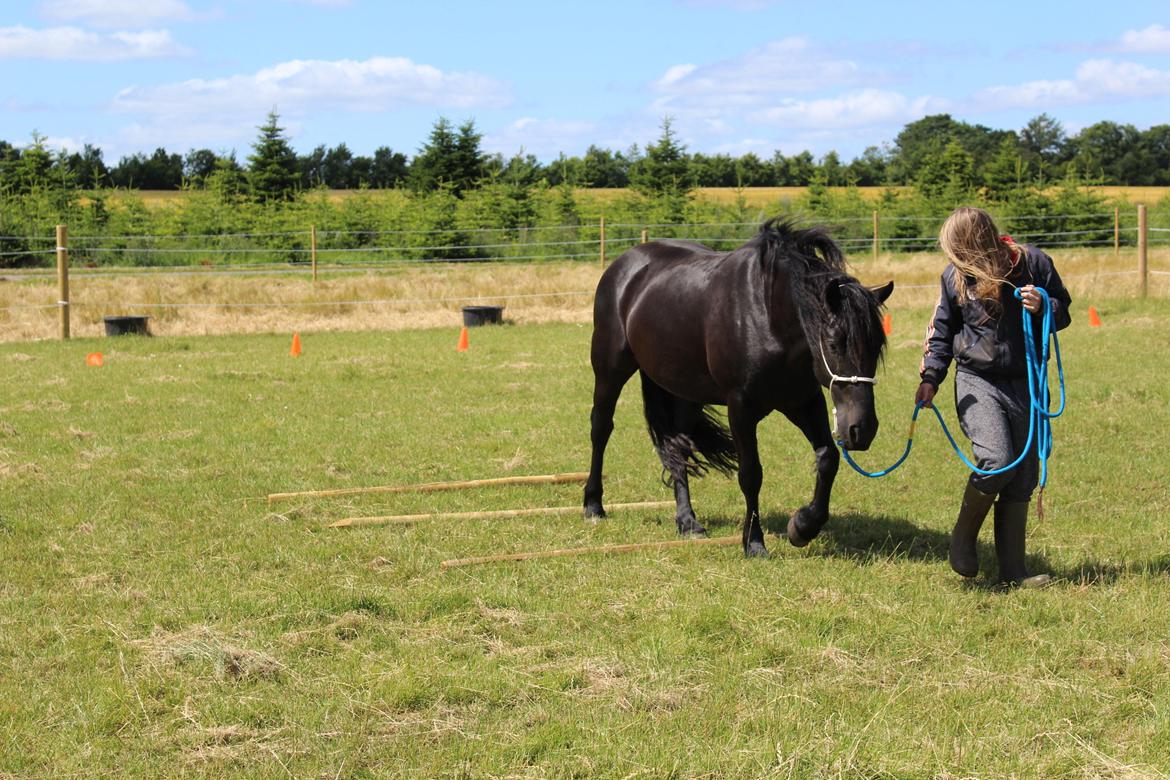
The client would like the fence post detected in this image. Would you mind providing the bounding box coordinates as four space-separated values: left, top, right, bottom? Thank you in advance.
56 224 70 340
1137 204 1147 298
872 210 879 262
310 225 318 282
599 216 606 269
641 228 649 244
1114 207 1120 259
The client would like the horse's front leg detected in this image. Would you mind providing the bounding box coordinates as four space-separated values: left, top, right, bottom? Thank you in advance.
783 395 840 547
727 398 767 558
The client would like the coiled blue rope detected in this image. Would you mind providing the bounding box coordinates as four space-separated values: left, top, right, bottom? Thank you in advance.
841 287 1066 487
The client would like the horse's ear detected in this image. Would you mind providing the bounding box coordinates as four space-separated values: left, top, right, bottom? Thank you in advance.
870 280 894 304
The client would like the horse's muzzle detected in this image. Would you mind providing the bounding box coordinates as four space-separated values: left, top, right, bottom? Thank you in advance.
837 416 879 451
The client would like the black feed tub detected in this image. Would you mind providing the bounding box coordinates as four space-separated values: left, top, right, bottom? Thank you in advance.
462 305 504 327
103 315 151 336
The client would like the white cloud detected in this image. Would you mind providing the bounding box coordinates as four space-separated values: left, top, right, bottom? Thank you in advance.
656 64 698 88
38 0 194 28
482 117 598 158
655 37 866 100
42 135 83 153
972 58 1170 110
0 26 190 60
643 38 933 152
106 56 512 154
749 89 942 129
1118 24 1170 53
1075 58 1170 97
973 78 1080 109
112 57 511 117
114 119 263 157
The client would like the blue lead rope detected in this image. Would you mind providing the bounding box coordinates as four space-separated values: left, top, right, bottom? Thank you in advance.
841 287 1066 488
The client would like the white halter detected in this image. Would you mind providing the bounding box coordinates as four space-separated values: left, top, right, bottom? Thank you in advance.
820 339 876 442
818 338 878 388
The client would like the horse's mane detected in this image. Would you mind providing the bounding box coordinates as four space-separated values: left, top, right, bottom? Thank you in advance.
752 218 887 364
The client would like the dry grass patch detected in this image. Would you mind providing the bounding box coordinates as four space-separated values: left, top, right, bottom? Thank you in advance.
0 261 602 342
1 247 1166 341
281 611 368 645
0 459 42 479
139 626 285 681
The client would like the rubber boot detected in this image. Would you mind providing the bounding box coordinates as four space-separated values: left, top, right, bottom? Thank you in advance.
949 483 996 578
993 500 1051 588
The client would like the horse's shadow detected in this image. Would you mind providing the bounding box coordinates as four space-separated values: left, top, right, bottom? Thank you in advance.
695 511 1170 588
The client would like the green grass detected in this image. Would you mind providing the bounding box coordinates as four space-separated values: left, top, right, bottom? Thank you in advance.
2 304 1170 778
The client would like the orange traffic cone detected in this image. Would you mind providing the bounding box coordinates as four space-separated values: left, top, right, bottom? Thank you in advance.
882 313 892 335
290 332 302 356
456 326 469 352
86 352 104 367
1088 306 1101 328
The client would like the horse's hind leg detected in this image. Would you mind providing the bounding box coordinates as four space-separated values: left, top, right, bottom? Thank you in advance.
583 344 636 520
665 399 706 537
783 394 840 547
728 397 769 558
640 376 708 536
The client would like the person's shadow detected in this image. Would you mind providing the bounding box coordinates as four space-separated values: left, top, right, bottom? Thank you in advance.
680 510 1170 588
738 510 1170 589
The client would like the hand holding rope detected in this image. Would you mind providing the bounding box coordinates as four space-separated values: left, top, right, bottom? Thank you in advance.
840 286 1066 488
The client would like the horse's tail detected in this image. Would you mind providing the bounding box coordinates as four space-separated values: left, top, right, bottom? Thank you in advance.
639 371 738 484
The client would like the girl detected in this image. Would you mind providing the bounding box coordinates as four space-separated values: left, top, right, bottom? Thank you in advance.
916 207 1071 587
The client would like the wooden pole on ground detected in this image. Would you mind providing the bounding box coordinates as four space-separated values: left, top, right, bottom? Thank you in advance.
328 500 672 529
599 216 607 269
1137 204 1148 298
267 471 591 504
56 224 69 340
310 225 318 282
440 534 741 570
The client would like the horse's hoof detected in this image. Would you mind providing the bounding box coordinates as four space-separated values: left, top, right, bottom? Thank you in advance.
676 517 708 538
744 542 770 559
786 517 810 548
583 504 607 523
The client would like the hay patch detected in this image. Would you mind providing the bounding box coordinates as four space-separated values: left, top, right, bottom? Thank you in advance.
0 459 42 479
139 626 284 681
281 611 368 645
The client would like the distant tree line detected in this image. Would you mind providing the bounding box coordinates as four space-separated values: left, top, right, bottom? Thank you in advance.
2 109 1168 269
2 111 1169 201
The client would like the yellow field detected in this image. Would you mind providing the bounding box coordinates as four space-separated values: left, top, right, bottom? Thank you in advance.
116 186 1170 210
1088 186 1170 203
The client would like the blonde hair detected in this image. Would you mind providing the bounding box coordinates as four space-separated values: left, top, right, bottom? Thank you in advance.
939 207 1019 309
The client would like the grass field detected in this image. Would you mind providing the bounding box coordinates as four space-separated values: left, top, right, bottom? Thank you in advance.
2 295 1170 777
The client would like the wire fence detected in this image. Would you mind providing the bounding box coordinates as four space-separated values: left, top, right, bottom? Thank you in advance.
2 209 1166 338
2 209 1167 272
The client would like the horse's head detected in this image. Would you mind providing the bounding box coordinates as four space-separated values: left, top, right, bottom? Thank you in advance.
813 278 894 451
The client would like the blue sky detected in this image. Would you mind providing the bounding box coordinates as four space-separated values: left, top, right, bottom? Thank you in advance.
2 0 1169 164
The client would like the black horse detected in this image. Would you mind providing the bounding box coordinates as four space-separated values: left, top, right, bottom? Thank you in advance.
583 219 893 557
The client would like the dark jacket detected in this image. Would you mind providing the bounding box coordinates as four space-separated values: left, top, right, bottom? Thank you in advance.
919 244 1072 388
